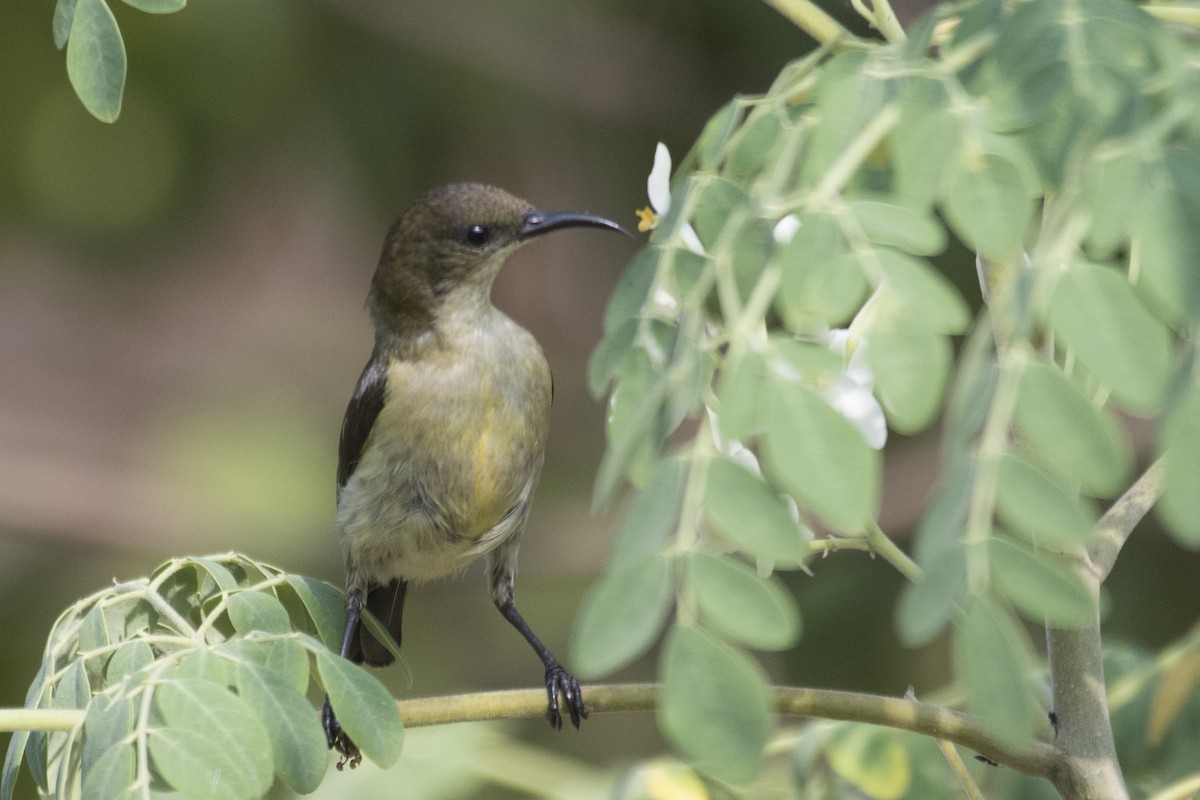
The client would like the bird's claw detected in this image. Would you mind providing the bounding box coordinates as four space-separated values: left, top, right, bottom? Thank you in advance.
322 696 363 770
544 663 587 730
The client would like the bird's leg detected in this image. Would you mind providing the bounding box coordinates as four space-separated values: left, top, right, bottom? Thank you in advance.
487 543 586 729
495 599 587 729
323 589 364 768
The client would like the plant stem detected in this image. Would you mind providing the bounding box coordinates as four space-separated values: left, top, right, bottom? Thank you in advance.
394 683 1058 779
1 682 1066 783
1090 457 1166 581
759 0 852 45
849 0 907 43
935 739 985 800
865 518 923 581
0 709 83 731
1045 581 1129 799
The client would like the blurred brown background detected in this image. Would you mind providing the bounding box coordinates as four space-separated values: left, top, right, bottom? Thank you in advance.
2 0 1197 796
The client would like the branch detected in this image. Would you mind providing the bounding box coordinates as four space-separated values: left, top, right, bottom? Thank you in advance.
3 684 1062 781
758 0 852 45
0 708 83 732
397 684 1058 778
1090 457 1166 581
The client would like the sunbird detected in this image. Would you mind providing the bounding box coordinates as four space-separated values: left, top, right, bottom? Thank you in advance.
322 182 627 760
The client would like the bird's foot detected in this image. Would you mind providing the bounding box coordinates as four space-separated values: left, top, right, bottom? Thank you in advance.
544 662 587 730
322 695 363 770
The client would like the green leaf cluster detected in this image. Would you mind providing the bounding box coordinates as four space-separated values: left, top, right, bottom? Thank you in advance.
584 0 1200 783
53 0 187 122
2 554 402 799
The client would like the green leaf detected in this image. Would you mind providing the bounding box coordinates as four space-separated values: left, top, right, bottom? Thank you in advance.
728 217 775 305
596 345 670 507
2 728 31 800
1159 379 1200 546
105 640 154 683
236 662 327 794
1136 151 1200 323
65 0 126 123
704 455 809 566
610 457 687 572
985 15 1067 133
659 626 772 783
170 649 234 687
866 316 950 434
1013 362 1131 496
192 556 240 593
954 595 1042 749
81 742 136 800
54 658 91 709
775 215 866 331
994 454 1097 548
893 77 960 211
873 249 970 334
725 108 784 184
688 551 801 651
571 555 673 678
895 546 966 648
120 0 186 12
989 535 1095 626
1085 150 1146 258
694 99 741 171
942 152 1032 262
826 725 911 800
588 317 637 398
716 350 768 441
762 379 878 533
227 590 292 636
284 576 345 653
1048 262 1173 412
266 638 311 695
149 679 274 800
82 693 135 800
53 0 79 49
691 178 747 251
602 248 660 333
798 53 884 189
849 201 947 256
314 649 403 767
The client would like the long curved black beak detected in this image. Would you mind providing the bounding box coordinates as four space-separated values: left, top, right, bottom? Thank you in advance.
520 210 630 240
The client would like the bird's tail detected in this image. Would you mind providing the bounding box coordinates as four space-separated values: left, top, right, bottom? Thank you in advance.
349 578 407 666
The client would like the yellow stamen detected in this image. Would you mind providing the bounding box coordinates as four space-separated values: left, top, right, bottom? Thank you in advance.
635 206 659 233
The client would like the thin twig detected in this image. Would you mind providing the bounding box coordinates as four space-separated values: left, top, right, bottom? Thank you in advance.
864 518 923 582
759 0 852 45
1090 457 1167 581
936 739 986 800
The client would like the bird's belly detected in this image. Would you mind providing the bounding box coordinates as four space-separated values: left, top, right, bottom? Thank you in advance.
335 412 540 583
336 455 489 583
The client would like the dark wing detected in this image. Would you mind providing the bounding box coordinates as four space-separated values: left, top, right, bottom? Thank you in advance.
337 348 389 499
350 579 408 666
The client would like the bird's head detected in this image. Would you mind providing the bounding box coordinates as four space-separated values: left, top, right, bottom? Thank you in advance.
369 182 626 334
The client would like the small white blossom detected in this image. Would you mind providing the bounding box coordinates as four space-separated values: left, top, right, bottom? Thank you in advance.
773 214 801 244
639 143 705 255
822 325 887 450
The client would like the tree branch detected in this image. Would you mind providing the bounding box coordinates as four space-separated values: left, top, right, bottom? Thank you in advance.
1090 457 1166 581
2 684 1063 783
758 0 852 45
396 683 1059 779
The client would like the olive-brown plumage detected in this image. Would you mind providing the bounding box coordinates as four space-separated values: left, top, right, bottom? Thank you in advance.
322 183 625 760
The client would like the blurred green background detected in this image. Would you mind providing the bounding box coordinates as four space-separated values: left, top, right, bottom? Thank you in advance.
2 0 1198 797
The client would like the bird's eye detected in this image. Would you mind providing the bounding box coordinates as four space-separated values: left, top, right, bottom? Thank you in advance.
464 224 491 247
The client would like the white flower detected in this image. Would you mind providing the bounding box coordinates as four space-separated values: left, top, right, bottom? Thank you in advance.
638 143 705 255
773 213 801 244
822 324 887 450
